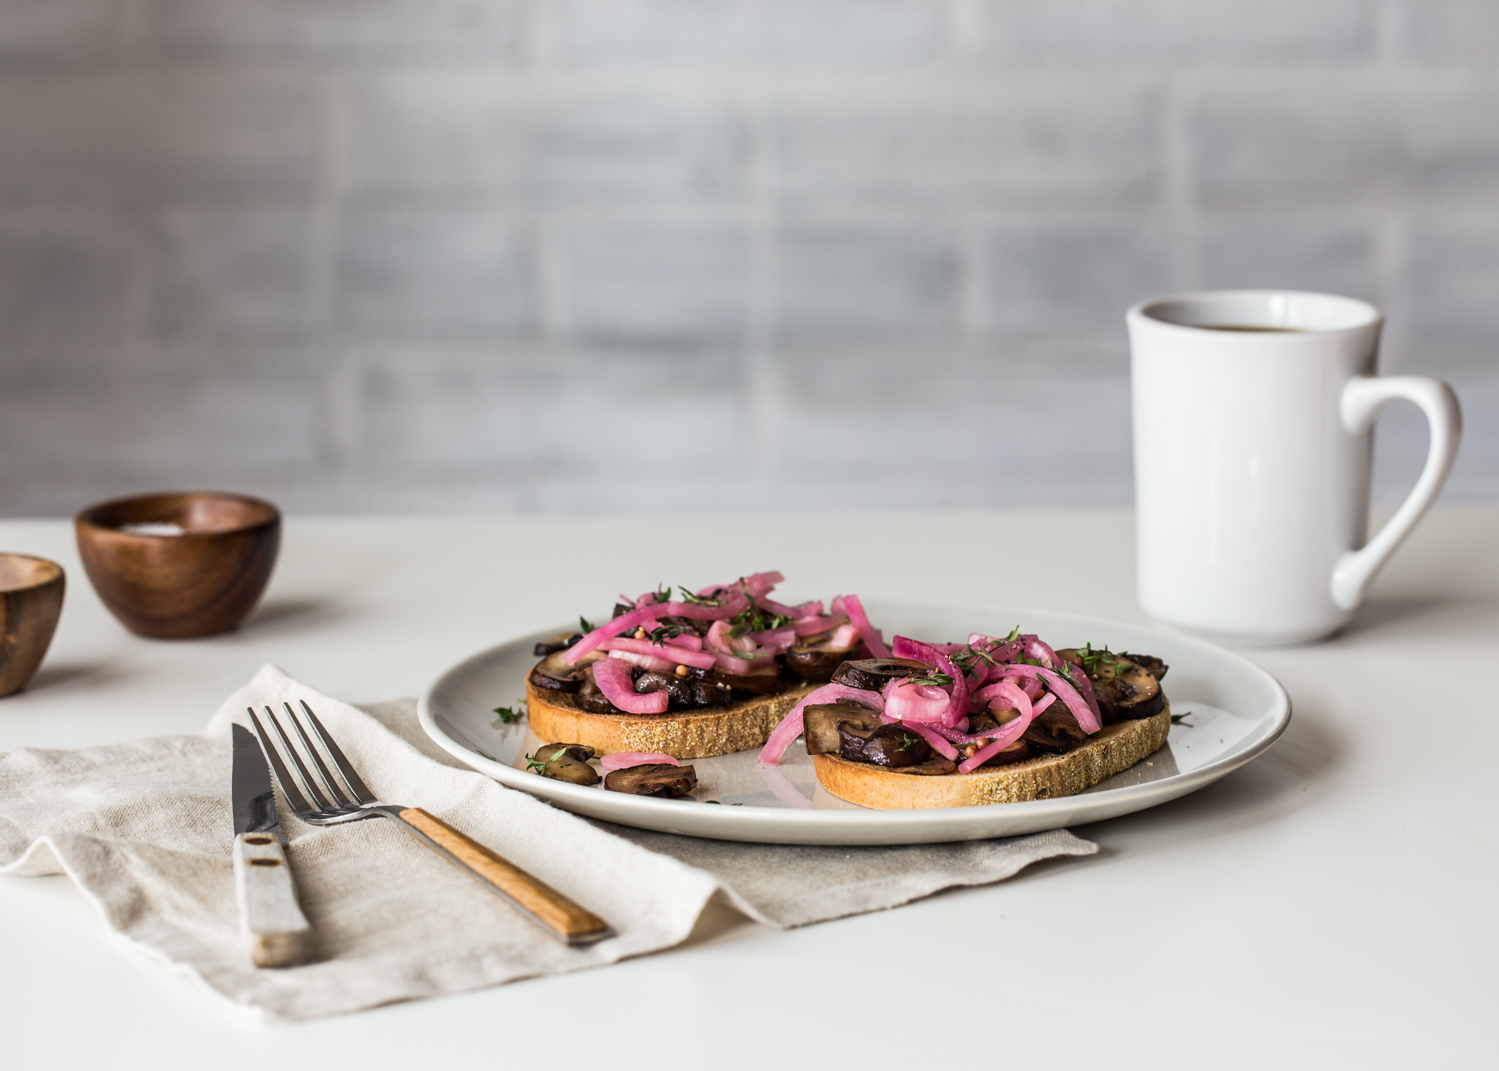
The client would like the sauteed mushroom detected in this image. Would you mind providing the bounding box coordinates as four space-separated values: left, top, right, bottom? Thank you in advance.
635 670 695 707
831 657 931 692
574 664 620 714
1121 652 1168 681
892 754 958 776
529 648 603 693
1056 649 1165 722
604 763 698 798
785 630 862 683
533 632 582 657
839 723 931 768
530 743 600 786
705 663 783 695
1023 709 1089 753
803 701 881 755
974 739 1031 767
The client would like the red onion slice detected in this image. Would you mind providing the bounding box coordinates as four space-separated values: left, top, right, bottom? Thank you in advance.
988 664 1101 733
598 637 716 669
740 571 785 598
565 594 749 664
891 635 969 727
832 594 888 659
792 613 843 637
747 626 797 649
883 678 950 724
600 752 679 772
956 682 1039 773
591 657 669 715
829 623 860 648
605 650 678 674
903 722 959 761
757 683 886 765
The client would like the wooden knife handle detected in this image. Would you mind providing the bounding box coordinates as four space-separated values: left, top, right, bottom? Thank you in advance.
395 808 613 945
233 833 312 968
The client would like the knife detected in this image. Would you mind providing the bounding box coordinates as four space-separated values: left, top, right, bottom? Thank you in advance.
232 722 312 967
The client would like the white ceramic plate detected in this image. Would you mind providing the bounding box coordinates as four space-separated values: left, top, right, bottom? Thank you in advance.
418 601 1291 845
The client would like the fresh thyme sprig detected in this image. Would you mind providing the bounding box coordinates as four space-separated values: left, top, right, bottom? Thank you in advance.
910 670 954 688
492 699 527 726
647 623 687 646
676 586 724 607
1076 642 1128 674
523 751 549 772
727 594 792 639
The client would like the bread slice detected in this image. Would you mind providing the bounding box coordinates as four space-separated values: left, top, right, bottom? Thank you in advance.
526 678 817 759
812 702 1172 809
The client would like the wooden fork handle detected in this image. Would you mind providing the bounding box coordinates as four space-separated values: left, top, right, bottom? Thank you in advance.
394 808 613 945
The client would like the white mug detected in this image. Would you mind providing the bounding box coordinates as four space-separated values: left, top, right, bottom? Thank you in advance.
1128 290 1461 645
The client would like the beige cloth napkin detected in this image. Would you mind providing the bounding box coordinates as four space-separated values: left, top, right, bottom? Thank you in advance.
0 665 1096 1020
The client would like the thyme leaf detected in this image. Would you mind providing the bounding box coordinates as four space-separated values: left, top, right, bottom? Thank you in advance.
492 700 527 726
579 616 595 634
523 751 549 773
727 594 792 639
648 624 687 646
910 670 954 688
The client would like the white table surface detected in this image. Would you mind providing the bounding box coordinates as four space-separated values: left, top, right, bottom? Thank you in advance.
1 507 1493 1069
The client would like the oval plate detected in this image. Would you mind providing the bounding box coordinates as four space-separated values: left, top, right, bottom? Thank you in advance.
418 601 1291 845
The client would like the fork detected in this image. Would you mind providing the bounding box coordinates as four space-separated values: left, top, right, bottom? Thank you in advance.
247 700 613 946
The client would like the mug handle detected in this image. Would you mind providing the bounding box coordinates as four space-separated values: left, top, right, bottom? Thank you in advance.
1330 376 1462 611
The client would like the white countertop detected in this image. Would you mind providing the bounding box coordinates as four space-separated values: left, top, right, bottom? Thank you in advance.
1 507 1494 1068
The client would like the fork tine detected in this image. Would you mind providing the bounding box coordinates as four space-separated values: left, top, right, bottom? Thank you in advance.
247 707 316 817
281 702 355 809
297 700 378 805
264 705 336 812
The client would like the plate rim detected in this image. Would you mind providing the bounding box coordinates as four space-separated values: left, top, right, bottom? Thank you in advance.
418 599 1292 843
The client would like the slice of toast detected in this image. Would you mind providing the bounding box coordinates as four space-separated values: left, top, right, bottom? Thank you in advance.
812 702 1172 808
526 678 817 759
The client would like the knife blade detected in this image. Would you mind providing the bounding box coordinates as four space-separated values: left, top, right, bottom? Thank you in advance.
231 723 311 967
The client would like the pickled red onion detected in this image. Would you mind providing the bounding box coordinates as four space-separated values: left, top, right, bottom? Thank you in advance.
565 594 748 664
903 722 959 761
792 613 842 637
883 678 950 724
600 752 679 772
891 635 969 727
832 594 888 659
956 682 1038 773
591 657 668 714
604 650 677 674
757 683 885 765
599 636 716 669
988 664 1100 733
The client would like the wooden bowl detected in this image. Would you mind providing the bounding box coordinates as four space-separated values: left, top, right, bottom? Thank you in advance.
0 553 66 696
75 492 280 639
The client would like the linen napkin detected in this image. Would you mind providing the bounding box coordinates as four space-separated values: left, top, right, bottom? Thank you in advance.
0 665 1096 1020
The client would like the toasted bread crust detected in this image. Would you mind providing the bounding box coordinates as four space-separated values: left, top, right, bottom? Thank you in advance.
526 678 817 759
812 702 1172 808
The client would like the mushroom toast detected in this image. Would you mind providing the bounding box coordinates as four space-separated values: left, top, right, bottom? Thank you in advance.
524 571 890 759
758 630 1171 808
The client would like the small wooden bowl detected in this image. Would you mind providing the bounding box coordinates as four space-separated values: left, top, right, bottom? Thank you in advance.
75 492 280 639
0 553 66 696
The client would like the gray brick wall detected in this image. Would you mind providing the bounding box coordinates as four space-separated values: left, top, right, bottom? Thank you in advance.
1 0 1497 516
